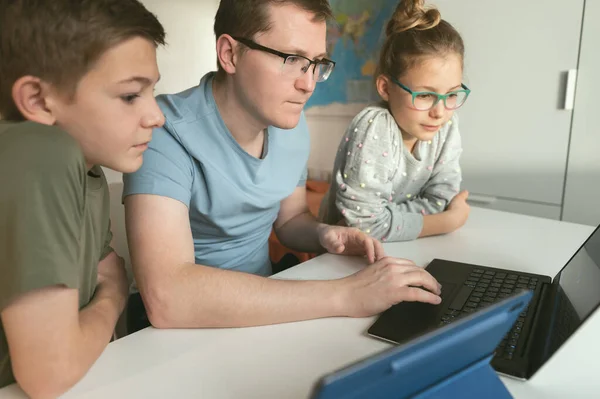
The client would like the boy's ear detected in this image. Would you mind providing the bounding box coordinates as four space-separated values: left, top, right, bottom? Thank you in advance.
11 76 57 125
376 75 391 102
216 34 239 75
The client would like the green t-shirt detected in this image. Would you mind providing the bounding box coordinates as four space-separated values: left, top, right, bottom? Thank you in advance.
0 121 113 388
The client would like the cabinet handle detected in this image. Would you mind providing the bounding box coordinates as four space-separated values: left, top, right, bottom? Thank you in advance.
563 69 578 110
467 194 498 205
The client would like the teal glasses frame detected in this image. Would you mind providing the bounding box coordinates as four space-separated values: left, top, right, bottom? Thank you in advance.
390 77 471 110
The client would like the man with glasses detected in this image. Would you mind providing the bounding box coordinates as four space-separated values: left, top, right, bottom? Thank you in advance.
122 0 444 332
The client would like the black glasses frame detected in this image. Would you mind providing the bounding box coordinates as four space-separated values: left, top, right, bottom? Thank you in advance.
232 36 336 77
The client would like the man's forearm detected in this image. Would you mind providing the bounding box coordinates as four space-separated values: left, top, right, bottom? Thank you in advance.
274 211 325 253
142 263 343 329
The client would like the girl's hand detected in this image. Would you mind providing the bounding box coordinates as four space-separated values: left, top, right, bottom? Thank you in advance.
447 190 470 230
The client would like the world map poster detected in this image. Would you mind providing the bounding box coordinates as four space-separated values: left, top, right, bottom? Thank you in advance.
306 0 397 110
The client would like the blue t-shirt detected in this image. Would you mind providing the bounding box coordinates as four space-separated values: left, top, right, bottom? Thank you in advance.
123 72 309 276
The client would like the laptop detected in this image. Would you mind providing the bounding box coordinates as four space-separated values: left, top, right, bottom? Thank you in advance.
311 291 532 399
368 224 600 380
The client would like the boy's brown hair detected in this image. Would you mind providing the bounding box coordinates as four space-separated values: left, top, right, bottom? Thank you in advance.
213 0 333 77
0 0 166 121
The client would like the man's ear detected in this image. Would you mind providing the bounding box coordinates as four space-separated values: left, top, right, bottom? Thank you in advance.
11 76 57 125
376 74 391 102
215 34 240 75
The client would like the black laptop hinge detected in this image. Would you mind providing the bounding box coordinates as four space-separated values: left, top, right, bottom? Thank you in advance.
523 282 551 376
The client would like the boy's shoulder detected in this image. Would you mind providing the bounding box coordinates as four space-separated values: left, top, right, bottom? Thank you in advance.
0 121 86 181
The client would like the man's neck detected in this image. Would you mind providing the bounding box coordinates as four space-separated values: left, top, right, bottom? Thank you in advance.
212 76 266 157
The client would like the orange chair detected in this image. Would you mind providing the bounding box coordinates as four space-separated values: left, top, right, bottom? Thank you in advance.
269 180 330 264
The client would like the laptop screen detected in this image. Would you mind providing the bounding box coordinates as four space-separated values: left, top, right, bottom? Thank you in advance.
542 225 600 362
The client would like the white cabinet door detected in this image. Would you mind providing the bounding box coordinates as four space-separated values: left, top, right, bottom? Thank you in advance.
562 0 600 226
432 0 584 205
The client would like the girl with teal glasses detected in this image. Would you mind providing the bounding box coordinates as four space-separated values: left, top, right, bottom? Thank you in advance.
320 0 471 242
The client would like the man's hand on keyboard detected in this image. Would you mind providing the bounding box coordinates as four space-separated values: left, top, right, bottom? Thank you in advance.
336 257 442 318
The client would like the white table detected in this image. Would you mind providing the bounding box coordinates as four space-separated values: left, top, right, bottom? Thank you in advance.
1 208 598 398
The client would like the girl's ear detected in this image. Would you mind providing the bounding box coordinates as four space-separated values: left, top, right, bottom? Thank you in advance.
376 75 391 102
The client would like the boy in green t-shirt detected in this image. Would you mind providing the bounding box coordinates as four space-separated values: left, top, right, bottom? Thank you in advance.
0 0 166 396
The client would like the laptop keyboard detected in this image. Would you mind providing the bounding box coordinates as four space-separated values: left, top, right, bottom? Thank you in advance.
438 269 539 360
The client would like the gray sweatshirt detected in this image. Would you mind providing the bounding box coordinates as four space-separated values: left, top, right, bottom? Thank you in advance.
319 104 463 241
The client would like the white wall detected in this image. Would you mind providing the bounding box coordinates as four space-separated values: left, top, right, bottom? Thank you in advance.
305 104 366 180
103 0 220 184
142 0 219 96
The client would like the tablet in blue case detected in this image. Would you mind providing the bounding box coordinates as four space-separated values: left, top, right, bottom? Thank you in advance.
311 290 532 399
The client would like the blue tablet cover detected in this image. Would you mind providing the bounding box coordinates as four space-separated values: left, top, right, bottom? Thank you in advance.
311 290 532 399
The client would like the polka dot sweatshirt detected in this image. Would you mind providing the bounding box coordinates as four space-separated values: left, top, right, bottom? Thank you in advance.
319 104 463 242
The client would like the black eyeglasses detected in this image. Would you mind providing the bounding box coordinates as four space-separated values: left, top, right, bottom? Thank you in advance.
232 37 336 82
